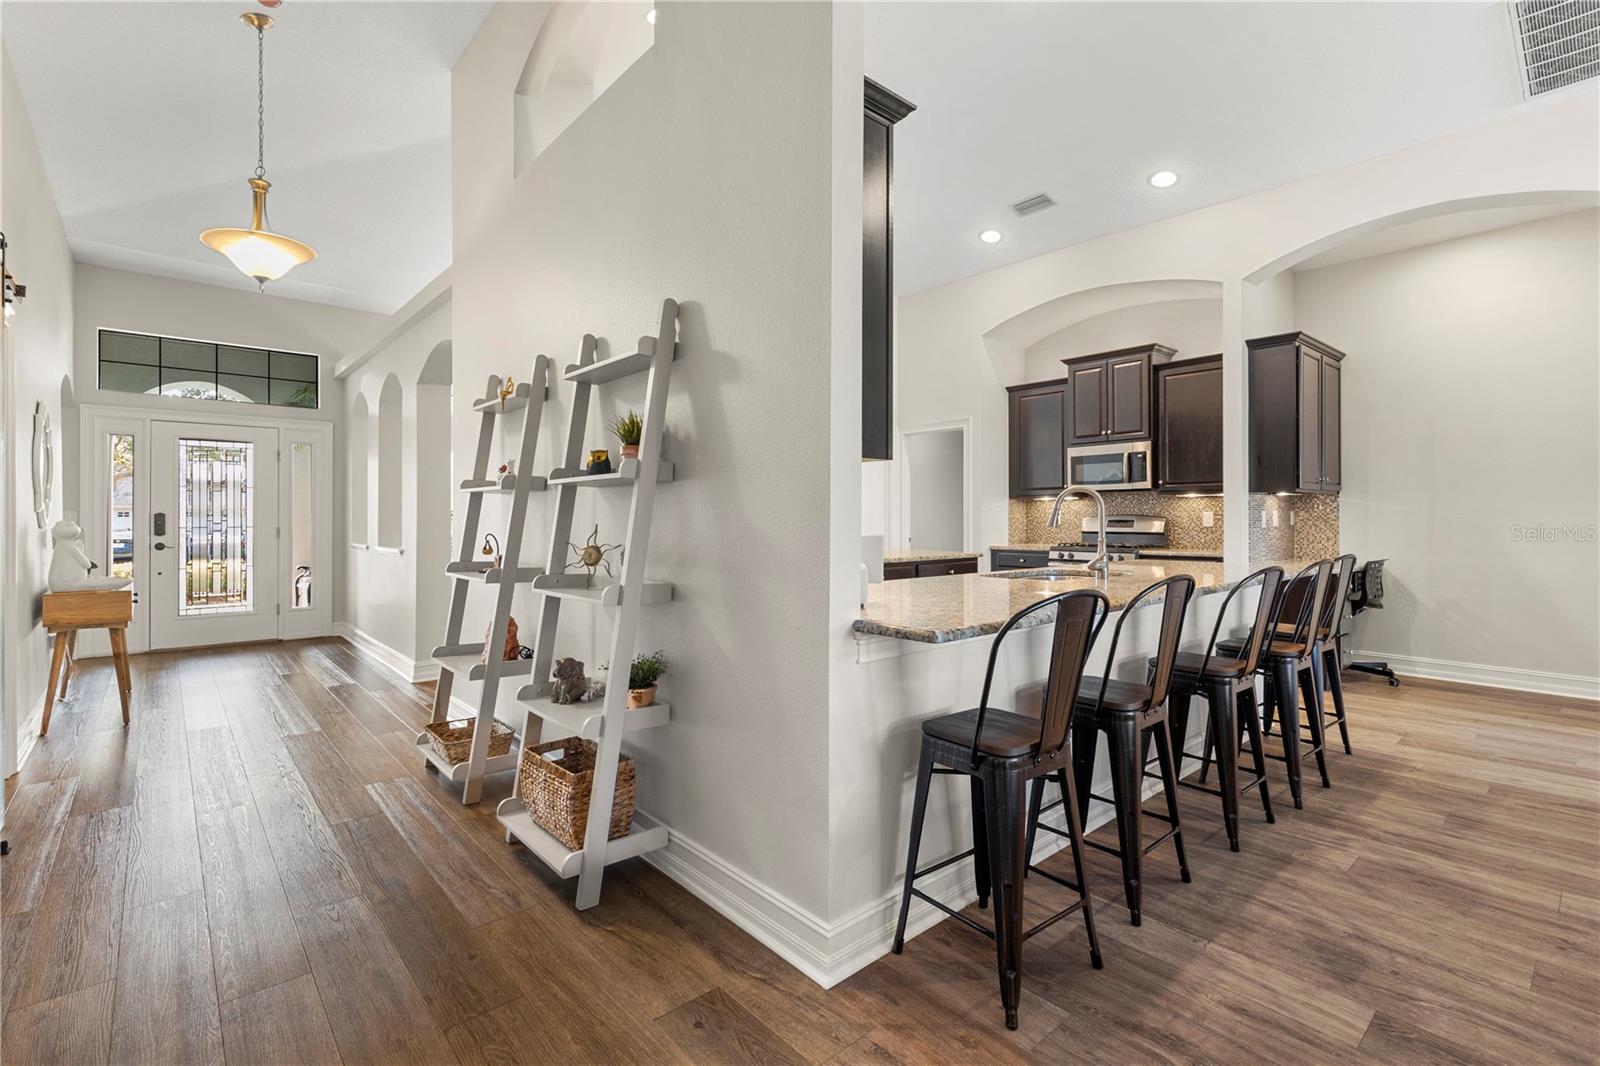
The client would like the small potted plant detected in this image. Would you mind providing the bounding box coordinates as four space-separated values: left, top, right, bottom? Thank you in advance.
628 650 667 708
610 410 643 460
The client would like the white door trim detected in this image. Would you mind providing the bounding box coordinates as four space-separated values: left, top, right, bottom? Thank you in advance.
78 402 335 654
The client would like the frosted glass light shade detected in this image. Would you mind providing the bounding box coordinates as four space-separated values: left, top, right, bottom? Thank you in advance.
199 177 316 284
199 228 316 283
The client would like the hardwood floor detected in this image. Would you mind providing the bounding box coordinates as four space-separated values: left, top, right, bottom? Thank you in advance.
2 638 1596 1064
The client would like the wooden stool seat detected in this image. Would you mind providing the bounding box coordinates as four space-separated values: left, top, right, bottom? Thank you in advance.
40 590 134 736
923 708 1049 758
1071 678 1154 714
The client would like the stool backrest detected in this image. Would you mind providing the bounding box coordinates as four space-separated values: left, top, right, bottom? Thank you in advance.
1196 565 1285 680
973 588 1108 768
1320 554 1357 637
1275 560 1333 657
1082 576 1196 719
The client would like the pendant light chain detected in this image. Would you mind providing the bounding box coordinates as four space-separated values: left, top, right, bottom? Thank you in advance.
254 21 266 179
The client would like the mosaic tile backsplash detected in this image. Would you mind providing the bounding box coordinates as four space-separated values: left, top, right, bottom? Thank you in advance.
1008 490 1339 559
1009 491 1224 551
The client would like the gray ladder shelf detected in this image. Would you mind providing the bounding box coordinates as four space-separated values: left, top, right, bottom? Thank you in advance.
495 297 680 909
418 360 551 803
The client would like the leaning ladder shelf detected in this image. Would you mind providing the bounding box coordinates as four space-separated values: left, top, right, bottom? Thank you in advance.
417 361 550 804
495 297 681 910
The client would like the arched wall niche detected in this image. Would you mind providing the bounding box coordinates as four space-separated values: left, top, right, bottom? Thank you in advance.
376 374 404 549
980 278 1224 387
349 393 370 544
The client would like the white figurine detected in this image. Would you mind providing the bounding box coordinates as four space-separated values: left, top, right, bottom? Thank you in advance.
48 520 132 592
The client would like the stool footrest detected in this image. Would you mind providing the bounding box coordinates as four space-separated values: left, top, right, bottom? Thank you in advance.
907 848 976 884
1023 898 1088 942
1024 863 1085 896
909 888 994 941
1033 820 1071 840
1141 826 1181 854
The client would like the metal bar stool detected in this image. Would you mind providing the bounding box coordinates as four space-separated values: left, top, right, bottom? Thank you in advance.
1280 553 1357 756
1214 559 1334 809
1158 565 1285 852
892 588 1109 1031
1053 576 1196 927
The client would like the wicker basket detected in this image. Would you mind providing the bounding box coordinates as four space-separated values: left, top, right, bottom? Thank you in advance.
423 718 514 765
516 738 635 851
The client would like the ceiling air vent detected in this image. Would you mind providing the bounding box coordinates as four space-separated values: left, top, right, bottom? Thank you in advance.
1511 0 1600 97
1010 193 1057 218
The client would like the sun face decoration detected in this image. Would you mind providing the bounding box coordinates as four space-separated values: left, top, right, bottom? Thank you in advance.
567 525 623 587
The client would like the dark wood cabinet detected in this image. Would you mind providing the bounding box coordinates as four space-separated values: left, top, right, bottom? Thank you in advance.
1007 378 1068 496
1063 344 1173 444
991 549 1049 571
862 78 915 461
883 556 979 581
1247 332 1345 494
916 558 978 578
1153 354 1223 494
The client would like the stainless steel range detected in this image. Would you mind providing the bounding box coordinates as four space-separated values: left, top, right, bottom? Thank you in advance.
1049 515 1167 565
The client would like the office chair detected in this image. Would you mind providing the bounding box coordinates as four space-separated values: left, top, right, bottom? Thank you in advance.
1345 559 1399 686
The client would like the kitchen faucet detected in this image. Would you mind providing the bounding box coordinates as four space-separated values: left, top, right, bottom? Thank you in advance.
1047 485 1110 575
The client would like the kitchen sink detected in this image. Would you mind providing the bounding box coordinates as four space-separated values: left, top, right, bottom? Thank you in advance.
987 566 1133 580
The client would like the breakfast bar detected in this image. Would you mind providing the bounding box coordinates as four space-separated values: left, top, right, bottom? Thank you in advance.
830 557 1310 961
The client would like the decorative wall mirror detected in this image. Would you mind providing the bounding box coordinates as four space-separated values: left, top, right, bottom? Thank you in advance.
32 401 53 529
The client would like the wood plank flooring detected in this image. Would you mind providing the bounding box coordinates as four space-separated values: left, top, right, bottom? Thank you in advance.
2 638 1596 1064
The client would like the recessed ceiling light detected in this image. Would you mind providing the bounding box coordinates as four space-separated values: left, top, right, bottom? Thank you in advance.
1148 170 1179 189
646 7 657 24
979 229 1003 244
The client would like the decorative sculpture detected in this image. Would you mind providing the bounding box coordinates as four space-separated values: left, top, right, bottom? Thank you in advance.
549 657 589 704
497 376 516 411
566 525 623 587
481 532 502 569
48 520 132 592
480 616 519 664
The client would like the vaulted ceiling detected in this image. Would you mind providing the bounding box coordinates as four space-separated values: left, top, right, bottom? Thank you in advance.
866 2 1553 295
3 1 491 313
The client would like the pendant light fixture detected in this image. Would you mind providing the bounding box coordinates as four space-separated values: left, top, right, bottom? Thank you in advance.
199 11 316 289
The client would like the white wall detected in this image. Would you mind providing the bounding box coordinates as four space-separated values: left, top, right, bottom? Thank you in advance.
1 42 77 775
451 1 848 917
1295 210 1600 692
1022 297 1222 381
340 299 452 670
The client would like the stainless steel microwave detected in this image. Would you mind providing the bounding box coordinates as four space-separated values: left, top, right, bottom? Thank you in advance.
1065 439 1153 491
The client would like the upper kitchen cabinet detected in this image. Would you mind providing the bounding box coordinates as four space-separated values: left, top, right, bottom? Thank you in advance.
862 77 916 461
1007 378 1068 496
1154 354 1223 493
1248 332 1345 494
1063 343 1175 444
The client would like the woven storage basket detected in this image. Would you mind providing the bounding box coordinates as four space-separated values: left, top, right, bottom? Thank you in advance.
516 738 635 851
423 718 514 765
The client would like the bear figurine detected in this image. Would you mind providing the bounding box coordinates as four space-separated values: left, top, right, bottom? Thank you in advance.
48 520 132 593
549 657 589 705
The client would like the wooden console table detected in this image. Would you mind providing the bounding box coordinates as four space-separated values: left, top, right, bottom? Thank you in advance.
41 589 133 735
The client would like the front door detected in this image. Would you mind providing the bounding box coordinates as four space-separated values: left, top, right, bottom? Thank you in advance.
149 421 281 649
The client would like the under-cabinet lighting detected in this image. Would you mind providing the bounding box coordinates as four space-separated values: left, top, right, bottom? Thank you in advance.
979 229 1003 244
1148 170 1179 188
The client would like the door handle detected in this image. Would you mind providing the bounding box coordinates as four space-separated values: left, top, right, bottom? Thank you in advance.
153 542 167 551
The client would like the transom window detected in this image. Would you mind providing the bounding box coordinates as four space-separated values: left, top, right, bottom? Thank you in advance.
98 329 319 409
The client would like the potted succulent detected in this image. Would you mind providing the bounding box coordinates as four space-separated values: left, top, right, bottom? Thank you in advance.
610 410 643 460
628 650 668 708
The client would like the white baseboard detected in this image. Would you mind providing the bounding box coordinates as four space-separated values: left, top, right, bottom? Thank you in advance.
1352 648 1599 701
12 692 49 776
640 798 1115 989
335 623 436 685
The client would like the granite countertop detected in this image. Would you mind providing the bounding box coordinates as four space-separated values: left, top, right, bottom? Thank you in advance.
856 558 1310 644
884 550 981 564
988 543 1222 561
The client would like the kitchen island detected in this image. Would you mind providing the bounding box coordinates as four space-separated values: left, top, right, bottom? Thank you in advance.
832 557 1309 974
